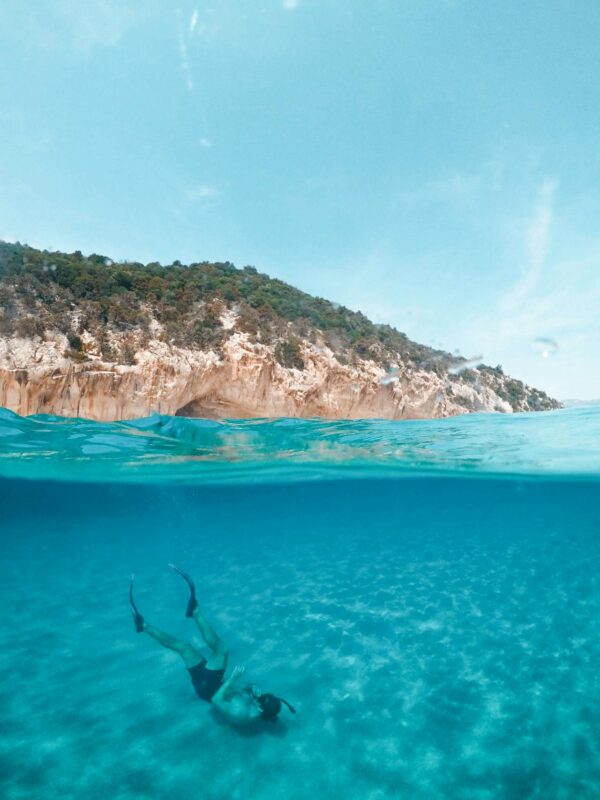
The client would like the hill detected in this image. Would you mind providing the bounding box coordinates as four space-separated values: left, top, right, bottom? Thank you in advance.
0 241 560 420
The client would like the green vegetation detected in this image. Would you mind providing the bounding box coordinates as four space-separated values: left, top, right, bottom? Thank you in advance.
0 241 448 369
0 241 560 411
274 337 305 370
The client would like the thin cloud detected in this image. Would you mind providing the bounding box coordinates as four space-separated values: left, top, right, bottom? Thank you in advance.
176 9 194 91
469 178 560 346
493 249 600 397
190 9 198 33
526 179 556 274
501 178 558 313
185 185 219 202
450 178 600 396
283 0 301 10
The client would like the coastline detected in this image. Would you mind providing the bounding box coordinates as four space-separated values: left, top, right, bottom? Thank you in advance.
0 333 533 422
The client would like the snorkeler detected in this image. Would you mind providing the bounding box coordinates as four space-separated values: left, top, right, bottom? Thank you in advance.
129 565 295 724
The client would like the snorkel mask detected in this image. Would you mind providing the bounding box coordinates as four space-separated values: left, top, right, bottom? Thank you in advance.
245 686 296 721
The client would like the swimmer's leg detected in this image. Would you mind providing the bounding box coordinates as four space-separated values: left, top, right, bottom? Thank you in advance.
143 622 203 669
169 565 229 670
129 575 202 668
190 606 229 671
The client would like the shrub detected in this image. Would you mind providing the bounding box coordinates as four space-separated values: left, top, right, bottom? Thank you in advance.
275 338 305 370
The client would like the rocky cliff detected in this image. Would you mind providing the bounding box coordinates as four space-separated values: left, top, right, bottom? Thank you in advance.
0 241 560 421
0 330 555 421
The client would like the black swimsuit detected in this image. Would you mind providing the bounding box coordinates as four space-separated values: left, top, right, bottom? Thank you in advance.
188 658 225 702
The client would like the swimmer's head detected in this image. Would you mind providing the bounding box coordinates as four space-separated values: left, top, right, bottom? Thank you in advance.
256 693 282 721
246 686 296 722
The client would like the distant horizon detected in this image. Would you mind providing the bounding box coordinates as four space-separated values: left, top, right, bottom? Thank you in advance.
1 1 599 399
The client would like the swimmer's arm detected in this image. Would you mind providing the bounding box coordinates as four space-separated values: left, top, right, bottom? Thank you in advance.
212 665 245 704
212 666 261 723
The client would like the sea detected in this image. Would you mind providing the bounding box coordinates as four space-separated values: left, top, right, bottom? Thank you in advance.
0 406 599 800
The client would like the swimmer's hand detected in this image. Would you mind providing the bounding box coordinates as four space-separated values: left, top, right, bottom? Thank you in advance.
212 665 263 724
217 665 245 700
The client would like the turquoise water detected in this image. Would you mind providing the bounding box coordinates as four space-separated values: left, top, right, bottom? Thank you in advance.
1 407 599 799
1 405 600 484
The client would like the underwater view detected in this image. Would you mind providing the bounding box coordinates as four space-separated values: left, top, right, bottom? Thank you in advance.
1 407 599 800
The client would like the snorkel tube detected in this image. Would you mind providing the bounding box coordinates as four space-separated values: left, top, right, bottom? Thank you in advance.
275 696 297 715
245 685 296 720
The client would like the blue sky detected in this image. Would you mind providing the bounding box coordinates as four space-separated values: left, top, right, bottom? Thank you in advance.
1 0 599 399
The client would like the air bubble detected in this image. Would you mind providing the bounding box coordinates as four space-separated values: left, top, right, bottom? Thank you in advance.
379 367 400 386
532 337 558 358
448 355 483 375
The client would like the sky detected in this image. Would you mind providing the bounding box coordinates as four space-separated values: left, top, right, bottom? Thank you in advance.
1 0 599 399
